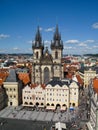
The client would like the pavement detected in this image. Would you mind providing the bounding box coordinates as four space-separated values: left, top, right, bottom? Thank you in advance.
0 88 89 130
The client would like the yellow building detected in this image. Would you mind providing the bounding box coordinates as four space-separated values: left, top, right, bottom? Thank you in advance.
84 69 96 88
4 69 23 106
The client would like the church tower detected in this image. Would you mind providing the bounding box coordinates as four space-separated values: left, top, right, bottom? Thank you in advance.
32 26 44 84
32 26 44 63
51 25 63 78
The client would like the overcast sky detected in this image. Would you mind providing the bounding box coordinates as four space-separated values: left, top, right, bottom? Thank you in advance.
0 0 98 55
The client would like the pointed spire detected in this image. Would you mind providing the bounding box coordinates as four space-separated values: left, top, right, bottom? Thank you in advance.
53 24 61 41
32 26 44 50
35 26 42 42
51 25 63 50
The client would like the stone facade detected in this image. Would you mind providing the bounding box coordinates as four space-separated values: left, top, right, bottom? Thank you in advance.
32 25 63 84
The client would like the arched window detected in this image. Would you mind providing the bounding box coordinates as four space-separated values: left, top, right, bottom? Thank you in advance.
36 51 38 59
25 102 28 105
41 103 44 106
55 51 58 59
30 102 33 105
73 103 75 107
47 103 50 106
36 102 39 106
44 67 49 84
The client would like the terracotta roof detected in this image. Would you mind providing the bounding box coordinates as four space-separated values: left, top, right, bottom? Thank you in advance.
30 84 46 89
93 77 98 93
18 73 30 85
76 75 83 85
30 84 37 88
0 69 9 85
41 84 46 89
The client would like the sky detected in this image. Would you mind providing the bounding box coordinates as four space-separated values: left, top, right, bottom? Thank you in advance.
0 0 98 55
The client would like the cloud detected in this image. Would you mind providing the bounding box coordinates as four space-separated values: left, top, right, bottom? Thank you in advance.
45 27 54 32
39 27 42 31
78 42 87 47
44 40 50 44
93 45 98 48
65 40 79 44
27 40 32 44
92 22 98 29
84 40 94 43
0 34 10 39
13 47 20 51
64 46 75 50
0 49 6 53
28 48 32 51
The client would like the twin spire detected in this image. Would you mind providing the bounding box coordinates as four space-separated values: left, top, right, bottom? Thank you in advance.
33 25 63 50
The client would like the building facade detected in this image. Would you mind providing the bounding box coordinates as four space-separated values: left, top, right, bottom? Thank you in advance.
22 84 45 107
4 69 23 106
87 77 98 130
32 25 63 84
22 78 79 111
84 69 96 88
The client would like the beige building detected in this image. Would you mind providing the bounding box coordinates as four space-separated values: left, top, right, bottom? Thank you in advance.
22 84 45 107
84 69 96 88
32 25 63 84
4 69 23 106
22 78 79 111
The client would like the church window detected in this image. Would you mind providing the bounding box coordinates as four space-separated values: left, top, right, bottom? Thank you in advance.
44 67 49 84
55 51 58 59
36 51 38 59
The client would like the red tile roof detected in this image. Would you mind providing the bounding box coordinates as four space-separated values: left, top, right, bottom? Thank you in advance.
93 77 98 93
18 73 30 85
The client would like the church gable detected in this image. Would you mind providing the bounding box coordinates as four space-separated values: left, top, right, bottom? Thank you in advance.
40 48 53 64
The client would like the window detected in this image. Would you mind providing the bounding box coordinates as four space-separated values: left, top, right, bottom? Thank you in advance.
36 51 38 59
36 69 38 72
55 51 58 59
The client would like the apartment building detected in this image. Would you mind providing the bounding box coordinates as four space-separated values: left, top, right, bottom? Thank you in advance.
22 78 79 111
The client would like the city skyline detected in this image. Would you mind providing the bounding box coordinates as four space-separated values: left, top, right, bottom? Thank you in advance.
0 0 98 55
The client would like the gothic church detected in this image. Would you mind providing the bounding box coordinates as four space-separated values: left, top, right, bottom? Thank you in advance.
32 25 63 84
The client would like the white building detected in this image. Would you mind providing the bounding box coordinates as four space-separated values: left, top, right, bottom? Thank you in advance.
22 78 79 111
22 84 45 108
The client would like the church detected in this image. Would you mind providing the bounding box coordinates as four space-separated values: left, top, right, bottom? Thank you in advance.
32 25 63 84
